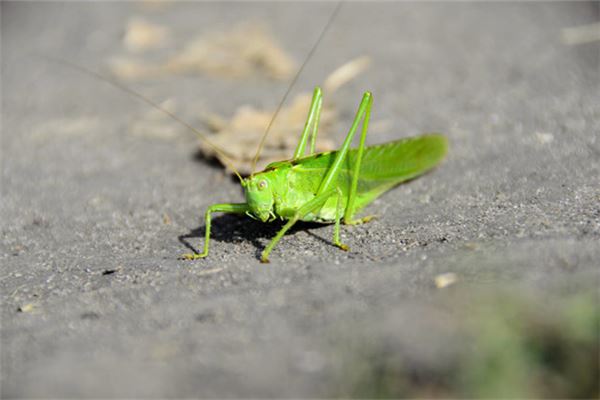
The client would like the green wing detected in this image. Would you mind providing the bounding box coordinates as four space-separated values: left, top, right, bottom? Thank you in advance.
350 133 447 188
292 134 448 205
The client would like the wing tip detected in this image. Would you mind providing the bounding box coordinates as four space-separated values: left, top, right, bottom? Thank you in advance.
420 133 449 163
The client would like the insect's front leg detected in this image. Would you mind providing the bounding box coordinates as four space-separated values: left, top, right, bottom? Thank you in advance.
181 203 249 260
261 188 336 263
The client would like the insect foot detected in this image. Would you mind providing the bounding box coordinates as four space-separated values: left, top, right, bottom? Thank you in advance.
336 243 350 251
345 215 377 225
180 252 207 260
260 255 271 264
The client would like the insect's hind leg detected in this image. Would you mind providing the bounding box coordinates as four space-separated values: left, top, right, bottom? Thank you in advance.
312 91 374 224
333 187 349 251
342 91 374 225
181 203 249 260
293 87 323 159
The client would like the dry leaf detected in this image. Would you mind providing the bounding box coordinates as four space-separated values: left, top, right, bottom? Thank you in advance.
200 93 336 174
110 22 295 81
164 23 295 80
198 57 372 175
107 57 163 81
107 18 373 175
124 18 170 53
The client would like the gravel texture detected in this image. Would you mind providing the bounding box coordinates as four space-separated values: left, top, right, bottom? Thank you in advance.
1 2 599 397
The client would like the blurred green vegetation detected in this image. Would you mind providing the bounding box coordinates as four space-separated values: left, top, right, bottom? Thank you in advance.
330 291 599 398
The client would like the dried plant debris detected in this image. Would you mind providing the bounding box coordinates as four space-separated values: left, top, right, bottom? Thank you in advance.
323 56 372 93
109 22 295 81
108 57 161 81
109 16 371 175
123 17 170 53
201 93 336 175
164 23 295 80
560 22 600 45
434 272 458 289
198 57 371 175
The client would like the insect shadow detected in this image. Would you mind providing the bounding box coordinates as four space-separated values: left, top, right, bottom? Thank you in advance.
178 214 333 260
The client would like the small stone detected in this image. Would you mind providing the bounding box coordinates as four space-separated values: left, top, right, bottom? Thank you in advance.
434 273 458 289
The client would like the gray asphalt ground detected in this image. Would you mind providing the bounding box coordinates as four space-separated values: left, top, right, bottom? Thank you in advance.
1 1 599 397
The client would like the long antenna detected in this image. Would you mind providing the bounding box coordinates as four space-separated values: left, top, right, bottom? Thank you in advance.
249 1 344 175
48 57 245 183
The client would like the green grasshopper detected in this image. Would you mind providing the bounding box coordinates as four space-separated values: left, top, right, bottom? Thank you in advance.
65 61 447 262
182 86 447 263
59 3 446 263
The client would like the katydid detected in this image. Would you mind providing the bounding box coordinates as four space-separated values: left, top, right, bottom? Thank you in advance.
60 63 447 262
64 60 448 262
58 2 447 263
181 87 447 263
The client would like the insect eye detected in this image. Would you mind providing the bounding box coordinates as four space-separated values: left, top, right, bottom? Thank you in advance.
258 180 268 190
